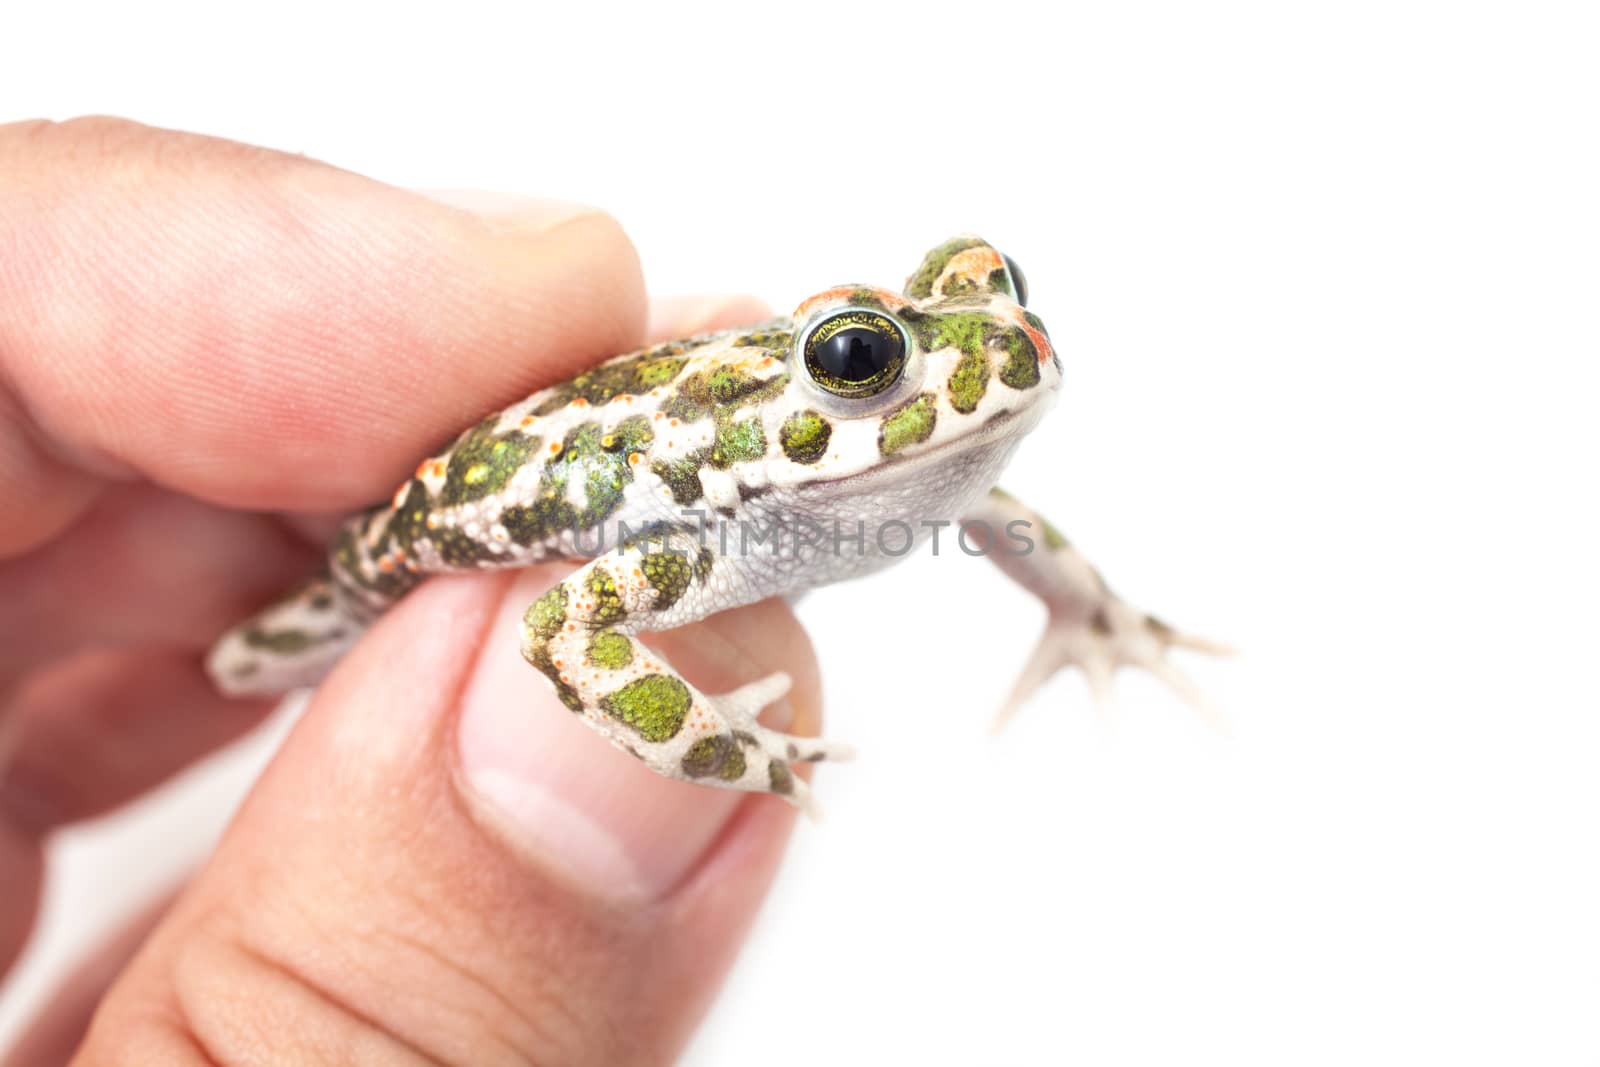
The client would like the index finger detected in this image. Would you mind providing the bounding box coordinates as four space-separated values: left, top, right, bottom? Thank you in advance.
0 118 647 556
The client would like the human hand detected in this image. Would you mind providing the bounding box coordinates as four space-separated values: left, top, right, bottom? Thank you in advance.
0 118 823 1066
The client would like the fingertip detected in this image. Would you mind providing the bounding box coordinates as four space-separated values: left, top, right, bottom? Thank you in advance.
0 821 43 980
0 120 650 511
647 294 774 343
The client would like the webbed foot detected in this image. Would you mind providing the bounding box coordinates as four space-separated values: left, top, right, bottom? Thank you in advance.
994 601 1232 733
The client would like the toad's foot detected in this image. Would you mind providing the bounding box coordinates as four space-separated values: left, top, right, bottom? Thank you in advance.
206 575 372 697
715 673 856 759
994 601 1233 734
696 672 855 818
967 487 1231 733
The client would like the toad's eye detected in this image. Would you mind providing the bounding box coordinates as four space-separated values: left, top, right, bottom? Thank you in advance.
802 310 908 399
1001 253 1029 307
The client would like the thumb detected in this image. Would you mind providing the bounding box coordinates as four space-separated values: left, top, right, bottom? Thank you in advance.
74 570 823 1065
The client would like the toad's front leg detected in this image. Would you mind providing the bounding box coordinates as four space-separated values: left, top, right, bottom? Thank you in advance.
520 529 849 813
967 488 1232 731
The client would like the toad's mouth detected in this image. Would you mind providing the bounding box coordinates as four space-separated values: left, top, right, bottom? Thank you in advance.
812 400 1042 491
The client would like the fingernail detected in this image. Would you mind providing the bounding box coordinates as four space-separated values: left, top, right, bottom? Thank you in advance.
455 569 796 900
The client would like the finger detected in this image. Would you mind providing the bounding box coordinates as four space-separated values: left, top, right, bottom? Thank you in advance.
0 821 41 982
1 648 272 837
1 886 176 1067
0 484 318 685
0 117 647 553
0 383 102 569
646 294 773 342
76 574 824 1065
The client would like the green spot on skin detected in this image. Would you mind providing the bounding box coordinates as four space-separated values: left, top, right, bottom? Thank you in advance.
531 346 691 414
707 366 756 403
440 417 536 506
640 551 694 611
331 523 411 598
562 424 604 464
904 236 987 299
587 629 634 670
524 638 583 711
662 366 789 423
659 392 709 423
681 734 747 780
604 414 654 454
634 356 687 387
730 324 795 352
242 627 317 653
998 329 1041 390
711 416 766 468
522 588 579 707
988 267 1013 297
779 410 832 464
601 674 691 742
947 347 989 413
768 760 794 796
902 308 1040 397
847 288 892 311
498 420 651 547
331 526 362 578
431 526 493 566
905 310 991 360
498 503 545 545
878 393 938 455
377 480 431 556
588 568 627 625
582 461 627 519
524 585 569 641
651 448 712 507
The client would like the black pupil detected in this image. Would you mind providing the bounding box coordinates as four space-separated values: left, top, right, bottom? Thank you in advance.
1002 253 1029 307
814 327 900 382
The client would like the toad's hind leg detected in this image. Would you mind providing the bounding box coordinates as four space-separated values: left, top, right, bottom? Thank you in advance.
207 506 419 698
519 529 848 813
206 574 371 697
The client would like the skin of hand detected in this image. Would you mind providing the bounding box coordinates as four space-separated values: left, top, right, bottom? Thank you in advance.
0 118 824 1066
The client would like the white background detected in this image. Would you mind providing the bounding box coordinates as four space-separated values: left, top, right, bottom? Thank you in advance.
3 2 1599 1063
